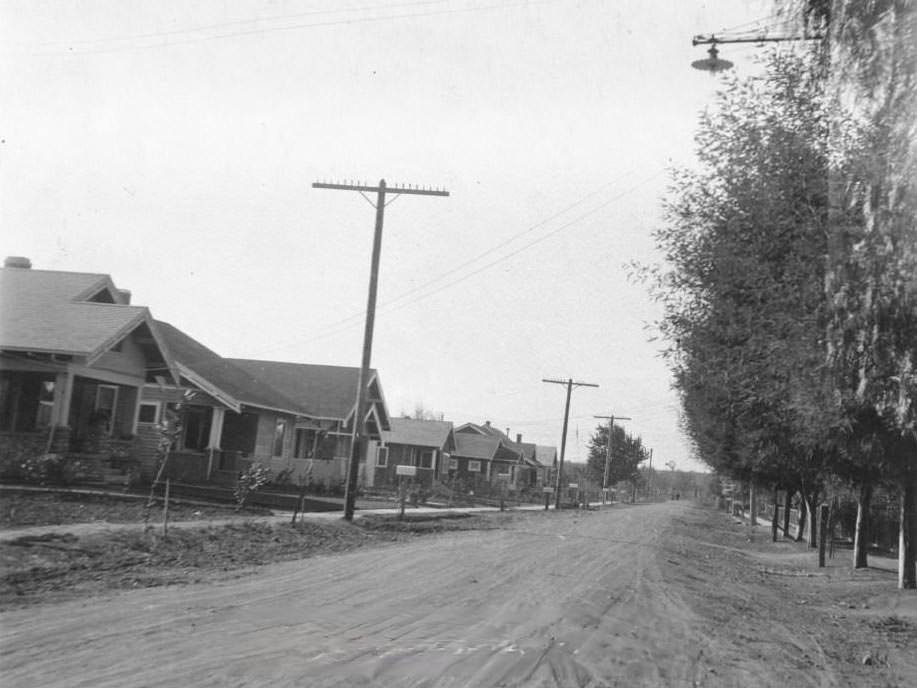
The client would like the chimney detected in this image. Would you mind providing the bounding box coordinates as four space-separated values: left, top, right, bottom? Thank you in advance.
117 289 132 304
4 256 32 269
516 433 522 444
484 420 491 428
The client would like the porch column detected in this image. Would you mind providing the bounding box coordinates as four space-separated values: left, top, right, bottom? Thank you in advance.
206 407 226 480
51 371 74 427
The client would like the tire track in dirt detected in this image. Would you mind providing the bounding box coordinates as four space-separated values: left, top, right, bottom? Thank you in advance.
3 502 878 688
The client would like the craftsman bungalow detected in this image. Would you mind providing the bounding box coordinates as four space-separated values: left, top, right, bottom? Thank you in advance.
451 421 552 489
372 417 455 488
0 258 176 480
144 321 391 486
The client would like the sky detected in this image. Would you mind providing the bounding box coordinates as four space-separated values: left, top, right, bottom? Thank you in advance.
1 0 792 471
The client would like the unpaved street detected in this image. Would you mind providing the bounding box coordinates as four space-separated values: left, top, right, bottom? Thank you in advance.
1 502 912 687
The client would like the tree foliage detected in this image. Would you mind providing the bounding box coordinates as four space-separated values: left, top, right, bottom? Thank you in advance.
585 423 647 486
652 48 833 490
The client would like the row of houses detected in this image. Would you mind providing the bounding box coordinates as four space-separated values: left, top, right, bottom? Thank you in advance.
0 258 555 493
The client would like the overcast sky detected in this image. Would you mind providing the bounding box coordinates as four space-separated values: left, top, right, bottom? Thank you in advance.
2 0 789 471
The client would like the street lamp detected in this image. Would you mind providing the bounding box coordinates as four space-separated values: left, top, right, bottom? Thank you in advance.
691 32 824 72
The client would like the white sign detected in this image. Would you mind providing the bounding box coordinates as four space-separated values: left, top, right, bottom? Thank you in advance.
396 465 417 476
542 487 554 494
568 483 579 489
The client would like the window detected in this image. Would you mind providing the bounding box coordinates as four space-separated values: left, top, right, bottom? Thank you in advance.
138 402 160 424
376 446 388 467
448 458 458 471
273 418 288 457
294 428 317 459
418 449 434 469
467 460 481 473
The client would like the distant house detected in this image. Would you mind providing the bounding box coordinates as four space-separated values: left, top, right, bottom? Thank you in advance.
144 322 391 486
0 258 175 478
373 417 455 488
450 421 524 487
451 421 552 489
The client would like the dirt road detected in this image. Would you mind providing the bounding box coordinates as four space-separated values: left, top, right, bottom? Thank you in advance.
1 502 912 687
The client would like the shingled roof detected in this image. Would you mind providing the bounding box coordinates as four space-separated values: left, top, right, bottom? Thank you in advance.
153 321 388 429
154 321 303 414
1 265 170 371
383 418 454 449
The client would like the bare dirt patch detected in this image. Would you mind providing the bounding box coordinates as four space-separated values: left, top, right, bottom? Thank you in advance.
658 505 917 686
0 510 514 610
0 488 268 527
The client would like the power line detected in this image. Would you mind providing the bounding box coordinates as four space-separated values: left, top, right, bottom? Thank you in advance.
34 0 556 56
244 168 663 358
26 0 457 49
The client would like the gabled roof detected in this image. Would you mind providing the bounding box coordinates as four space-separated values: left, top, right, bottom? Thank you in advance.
228 359 386 427
453 432 521 462
0 266 172 375
155 324 390 432
383 418 454 450
154 322 307 416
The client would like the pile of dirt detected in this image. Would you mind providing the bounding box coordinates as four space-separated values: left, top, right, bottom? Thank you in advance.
0 519 396 608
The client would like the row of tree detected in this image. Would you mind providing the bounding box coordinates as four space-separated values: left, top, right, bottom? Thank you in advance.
649 2 916 587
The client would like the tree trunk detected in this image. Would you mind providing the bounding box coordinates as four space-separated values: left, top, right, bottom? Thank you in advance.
795 490 807 543
853 482 872 569
818 504 829 567
783 489 792 537
771 487 779 542
750 481 758 526
807 497 818 549
899 476 917 589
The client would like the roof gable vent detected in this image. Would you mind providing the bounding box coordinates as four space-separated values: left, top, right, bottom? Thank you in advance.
4 256 32 269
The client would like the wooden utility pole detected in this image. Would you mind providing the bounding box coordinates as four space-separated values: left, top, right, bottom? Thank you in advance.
593 413 631 502
313 179 449 521
543 378 599 510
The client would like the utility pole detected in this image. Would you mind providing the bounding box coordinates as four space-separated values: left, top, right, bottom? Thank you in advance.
313 179 449 521
593 413 631 503
543 378 598 510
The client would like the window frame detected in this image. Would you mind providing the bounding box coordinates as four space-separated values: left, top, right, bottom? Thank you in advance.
376 446 388 467
467 460 481 473
137 401 161 425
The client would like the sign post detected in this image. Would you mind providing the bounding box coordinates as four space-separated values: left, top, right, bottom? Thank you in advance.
396 465 417 520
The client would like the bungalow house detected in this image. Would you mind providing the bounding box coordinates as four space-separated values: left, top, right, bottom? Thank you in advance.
452 421 554 490
0 258 176 480
450 422 524 487
144 321 391 487
373 417 455 488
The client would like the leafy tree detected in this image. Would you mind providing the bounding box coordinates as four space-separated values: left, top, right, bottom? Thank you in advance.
781 0 917 584
585 423 647 487
650 48 833 511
